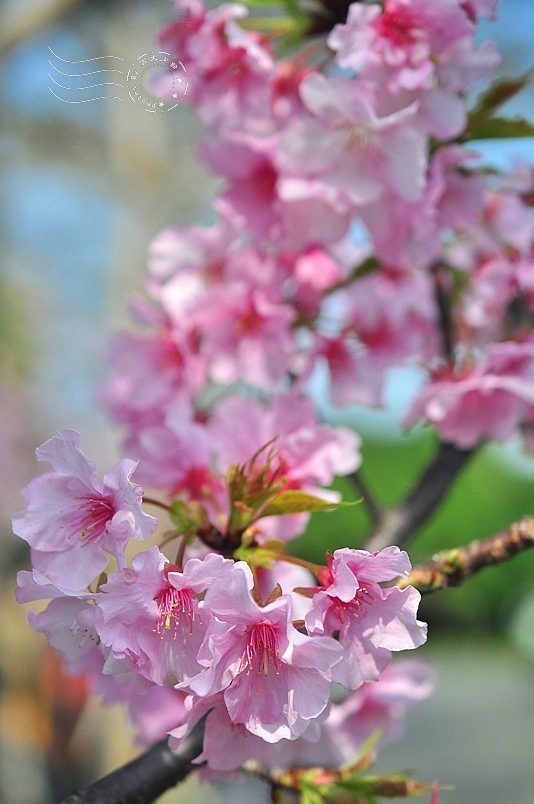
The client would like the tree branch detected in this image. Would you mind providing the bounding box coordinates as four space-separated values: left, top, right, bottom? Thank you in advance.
400 517 534 593
349 470 383 524
58 718 205 804
365 441 475 552
431 263 455 362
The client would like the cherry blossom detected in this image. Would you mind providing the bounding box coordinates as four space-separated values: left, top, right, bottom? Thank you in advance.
183 561 343 742
277 74 427 212
305 547 427 689
14 0 534 790
405 340 534 448
12 430 157 591
94 548 234 685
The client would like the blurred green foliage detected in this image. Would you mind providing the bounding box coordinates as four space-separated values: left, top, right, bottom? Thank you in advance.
0 277 29 378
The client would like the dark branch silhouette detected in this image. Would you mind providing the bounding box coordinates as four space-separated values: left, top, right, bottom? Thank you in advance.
365 441 475 552
58 718 205 804
349 470 383 524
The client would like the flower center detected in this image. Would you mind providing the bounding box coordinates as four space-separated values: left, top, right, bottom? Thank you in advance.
154 585 195 637
236 301 264 336
67 494 115 544
334 120 374 152
241 622 281 677
331 585 374 625
377 7 418 49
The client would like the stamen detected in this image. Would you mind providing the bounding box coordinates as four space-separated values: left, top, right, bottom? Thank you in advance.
61 495 115 544
333 120 373 151
332 585 374 625
240 622 281 676
154 585 195 637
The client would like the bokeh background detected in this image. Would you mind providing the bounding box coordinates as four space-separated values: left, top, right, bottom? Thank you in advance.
1 0 534 801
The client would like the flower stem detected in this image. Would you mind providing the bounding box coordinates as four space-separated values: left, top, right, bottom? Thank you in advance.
143 496 171 513
263 550 323 577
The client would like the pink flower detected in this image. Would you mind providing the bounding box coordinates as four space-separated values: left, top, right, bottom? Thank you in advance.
199 138 351 250
305 547 427 690
159 0 275 133
281 658 436 768
12 430 157 591
147 217 237 289
329 0 498 95
210 393 360 485
28 596 105 678
343 267 439 371
19 573 153 705
462 0 499 21
98 330 201 429
328 658 436 757
117 398 216 495
286 248 344 317
185 281 296 388
170 691 326 771
171 658 435 771
277 74 427 212
313 335 385 408
94 548 234 685
199 138 279 243
360 146 485 268
127 685 189 746
183 562 343 742
404 341 534 447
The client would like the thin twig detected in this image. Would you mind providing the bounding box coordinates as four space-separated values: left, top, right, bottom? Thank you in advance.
401 517 534 593
58 718 205 804
365 441 475 552
431 263 455 362
142 496 171 513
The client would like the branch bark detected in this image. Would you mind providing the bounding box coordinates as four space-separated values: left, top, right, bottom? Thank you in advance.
58 718 205 804
365 441 475 552
401 517 534 593
349 470 383 524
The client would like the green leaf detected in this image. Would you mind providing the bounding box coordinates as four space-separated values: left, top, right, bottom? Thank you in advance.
260 490 359 517
239 0 281 6
300 788 325 804
469 116 534 140
237 0 309 47
169 500 190 530
352 255 380 280
240 15 295 29
468 70 533 129
169 499 209 532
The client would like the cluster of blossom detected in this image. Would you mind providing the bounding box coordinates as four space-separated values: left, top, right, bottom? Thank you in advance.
133 0 534 455
14 430 429 771
13 0 534 790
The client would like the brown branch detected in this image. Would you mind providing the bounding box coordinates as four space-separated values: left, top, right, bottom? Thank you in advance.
431 263 455 362
365 441 475 552
58 718 205 804
400 517 534 594
349 470 383 525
